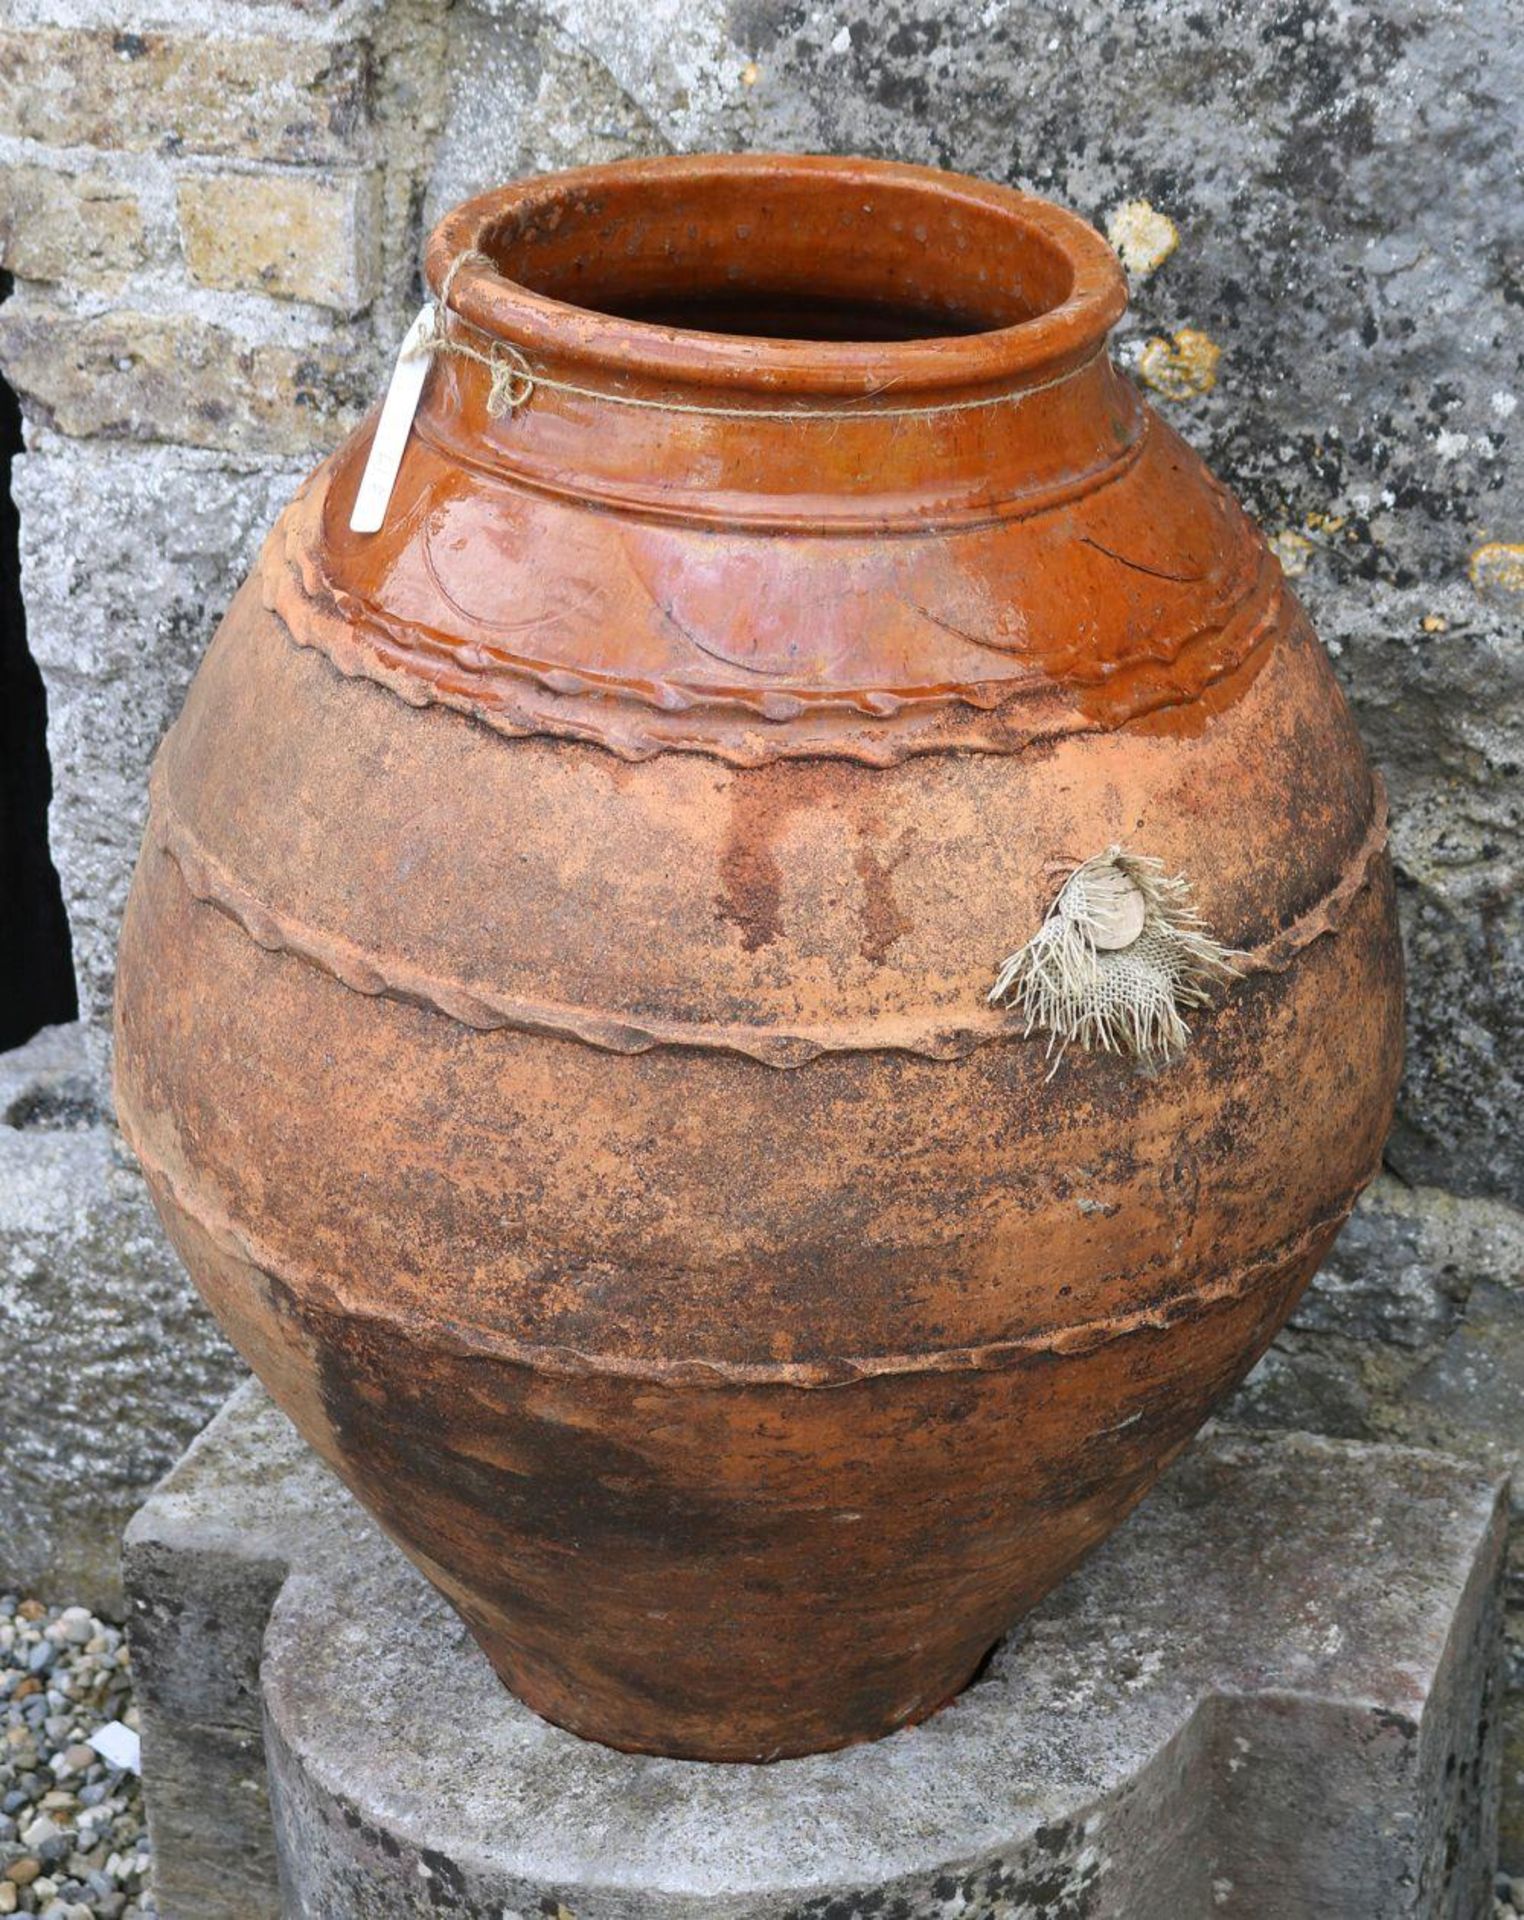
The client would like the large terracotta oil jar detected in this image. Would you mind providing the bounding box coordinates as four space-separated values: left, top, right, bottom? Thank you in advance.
114 154 1402 1762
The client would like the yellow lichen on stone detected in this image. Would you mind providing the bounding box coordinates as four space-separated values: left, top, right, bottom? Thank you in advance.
1269 530 1314 577
1468 542 1524 594
1106 199 1179 279
1422 613 1448 633
1137 328 1222 401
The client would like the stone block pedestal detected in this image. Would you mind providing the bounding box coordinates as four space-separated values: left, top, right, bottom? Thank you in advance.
125 1382 1508 1920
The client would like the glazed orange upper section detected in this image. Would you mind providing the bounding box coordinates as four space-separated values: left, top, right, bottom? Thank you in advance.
279 155 1282 767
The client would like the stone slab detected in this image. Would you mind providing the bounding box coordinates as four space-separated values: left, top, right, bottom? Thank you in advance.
14 437 311 1076
126 1381 1508 1920
124 1382 363 1920
0 1022 244 1611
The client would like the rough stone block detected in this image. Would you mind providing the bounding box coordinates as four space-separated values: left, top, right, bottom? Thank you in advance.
1222 1171 1524 1864
423 3 668 227
177 169 382 312
0 298 376 454
1390 857 1524 1207
125 1384 360 1920
0 1025 243 1612
127 1384 1507 1920
0 26 371 164
13 437 310 1069
0 162 147 287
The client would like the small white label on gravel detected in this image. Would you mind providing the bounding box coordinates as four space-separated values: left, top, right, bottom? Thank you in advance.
90 1720 141 1774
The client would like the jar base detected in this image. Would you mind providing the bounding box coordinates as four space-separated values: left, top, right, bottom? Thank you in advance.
463 1615 1004 1764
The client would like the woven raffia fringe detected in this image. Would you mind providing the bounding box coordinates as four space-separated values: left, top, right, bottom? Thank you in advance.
989 848 1238 1068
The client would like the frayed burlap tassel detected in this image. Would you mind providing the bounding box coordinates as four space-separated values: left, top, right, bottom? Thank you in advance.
990 848 1238 1070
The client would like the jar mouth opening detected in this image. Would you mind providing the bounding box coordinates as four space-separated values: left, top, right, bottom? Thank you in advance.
425 154 1127 398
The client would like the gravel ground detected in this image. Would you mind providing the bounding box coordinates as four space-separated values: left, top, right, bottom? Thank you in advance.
0 1599 152 1919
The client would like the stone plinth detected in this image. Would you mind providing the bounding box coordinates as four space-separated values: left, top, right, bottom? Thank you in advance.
126 1382 1507 1920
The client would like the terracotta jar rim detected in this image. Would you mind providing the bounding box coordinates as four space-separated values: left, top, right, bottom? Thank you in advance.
424 153 1128 400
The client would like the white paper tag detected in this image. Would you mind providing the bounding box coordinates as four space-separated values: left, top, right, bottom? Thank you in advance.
349 302 436 535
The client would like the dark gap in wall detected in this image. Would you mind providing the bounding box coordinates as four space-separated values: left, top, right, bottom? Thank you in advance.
0 268 78 1050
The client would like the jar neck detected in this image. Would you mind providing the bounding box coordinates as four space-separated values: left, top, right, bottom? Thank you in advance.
418 155 1137 531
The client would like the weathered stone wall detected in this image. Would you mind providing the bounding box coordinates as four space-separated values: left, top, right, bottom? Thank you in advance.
1 0 1520 1866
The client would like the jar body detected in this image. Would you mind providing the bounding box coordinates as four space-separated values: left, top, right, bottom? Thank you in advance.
114 156 1401 1761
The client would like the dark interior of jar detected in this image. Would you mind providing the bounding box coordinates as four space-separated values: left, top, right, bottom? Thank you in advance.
479 170 1075 344
592 291 992 341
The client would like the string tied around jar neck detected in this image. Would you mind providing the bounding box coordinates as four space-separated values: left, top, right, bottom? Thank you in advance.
414 247 1108 424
